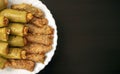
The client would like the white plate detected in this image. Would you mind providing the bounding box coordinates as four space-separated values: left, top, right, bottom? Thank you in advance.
0 0 58 74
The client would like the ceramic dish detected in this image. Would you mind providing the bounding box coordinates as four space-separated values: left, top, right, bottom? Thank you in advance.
0 0 57 74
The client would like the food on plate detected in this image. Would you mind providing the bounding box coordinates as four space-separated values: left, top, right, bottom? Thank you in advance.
11 3 44 18
3 48 26 59
0 28 10 41
5 60 35 71
0 1 54 71
9 23 28 36
0 15 9 27
0 9 33 23
27 24 54 35
26 53 45 63
0 0 8 11
23 43 52 54
26 34 53 45
0 42 8 56
31 17 48 27
8 36 27 47
0 57 7 69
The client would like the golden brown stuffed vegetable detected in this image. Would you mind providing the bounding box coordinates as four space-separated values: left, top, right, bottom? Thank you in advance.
3 48 26 59
31 17 48 27
9 23 28 36
0 28 10 41
0 0 8 11
8 36 27 47
0 9 33 23
23 43 52 54
27 24 54 35
0 15 9 27
0 42 8 56
26 34 53 45
26 53 45 63
11 3 44 18
5 60 35 71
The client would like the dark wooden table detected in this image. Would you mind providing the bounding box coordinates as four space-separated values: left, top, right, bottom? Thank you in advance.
38 0 120 74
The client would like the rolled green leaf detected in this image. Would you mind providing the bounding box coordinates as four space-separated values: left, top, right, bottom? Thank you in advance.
0 42 8 56
0 28 10 41
0 15 9 27
0 9 33 23
8 36 27 47
9 23 28 36
0 0 8 11
0 57 7 69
